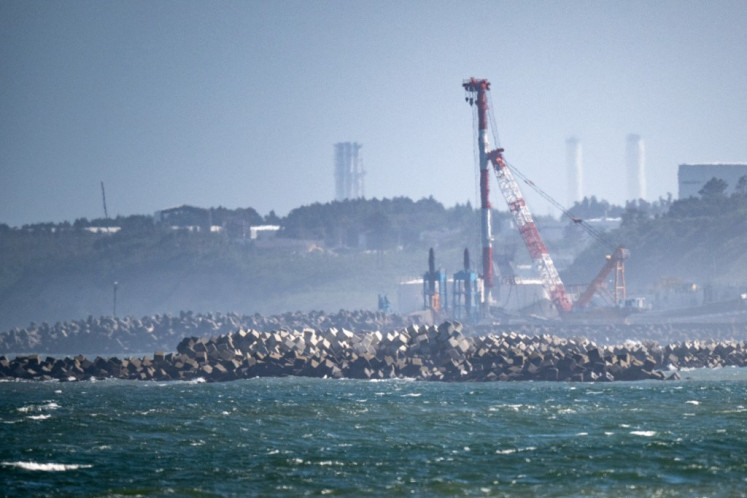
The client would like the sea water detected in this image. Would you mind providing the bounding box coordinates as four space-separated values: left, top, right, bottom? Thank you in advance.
1 368 746 496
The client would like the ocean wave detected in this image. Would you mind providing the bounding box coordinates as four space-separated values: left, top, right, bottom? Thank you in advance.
368 378 414 383
630 430 657 437
2 461 92 472
26 414 51 420
16 402 60 413
489 403 535 412
496 446 536 455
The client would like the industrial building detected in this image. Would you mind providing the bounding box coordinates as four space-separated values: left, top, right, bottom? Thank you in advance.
334 142 365 201
678 163 747 198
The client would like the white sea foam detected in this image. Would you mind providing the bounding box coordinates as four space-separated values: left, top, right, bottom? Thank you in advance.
496 446 536 455
685 400 700 405
17 402 60 413
630 430 657 437
2 461 92 472
27 414 51 420
401 393 421 398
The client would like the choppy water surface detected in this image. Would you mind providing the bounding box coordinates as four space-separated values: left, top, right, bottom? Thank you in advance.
1 368 746 496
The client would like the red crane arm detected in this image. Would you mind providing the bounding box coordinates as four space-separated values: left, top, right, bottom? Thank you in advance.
487 149 573 314
574 245 630 308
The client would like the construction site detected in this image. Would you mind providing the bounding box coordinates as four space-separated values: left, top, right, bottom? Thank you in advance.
398 78 747 327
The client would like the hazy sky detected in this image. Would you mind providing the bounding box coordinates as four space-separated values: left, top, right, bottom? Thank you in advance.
2 0 746 226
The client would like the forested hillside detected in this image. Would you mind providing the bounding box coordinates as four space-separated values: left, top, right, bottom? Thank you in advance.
562 183 747 293
0 198 479 330
1 189 746 331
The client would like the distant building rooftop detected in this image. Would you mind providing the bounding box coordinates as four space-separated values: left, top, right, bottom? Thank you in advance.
249 225 280 240
84 226 121 234
678 163 747 198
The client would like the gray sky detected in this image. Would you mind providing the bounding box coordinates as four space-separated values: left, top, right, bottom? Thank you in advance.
2 0 745 226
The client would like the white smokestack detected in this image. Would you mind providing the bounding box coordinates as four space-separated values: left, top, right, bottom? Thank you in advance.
566 137 583 206
626 134 646 201
334 142 364 201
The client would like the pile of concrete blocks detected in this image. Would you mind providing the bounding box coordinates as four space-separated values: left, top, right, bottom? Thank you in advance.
2 321 744 383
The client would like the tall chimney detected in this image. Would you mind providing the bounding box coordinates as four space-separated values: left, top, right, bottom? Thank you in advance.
566 137 583 206
626 134 646 201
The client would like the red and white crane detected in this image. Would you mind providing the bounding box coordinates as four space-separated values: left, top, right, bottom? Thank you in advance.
464 77 623 316
485 147 574 314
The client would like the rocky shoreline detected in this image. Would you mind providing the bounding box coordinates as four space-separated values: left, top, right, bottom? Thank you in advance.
0 310 423 355
2 322 745 383
2 310 746 356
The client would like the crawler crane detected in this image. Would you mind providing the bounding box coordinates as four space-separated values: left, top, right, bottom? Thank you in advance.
463 77 628 317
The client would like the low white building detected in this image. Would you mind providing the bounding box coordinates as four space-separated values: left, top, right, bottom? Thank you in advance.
249 225 280 240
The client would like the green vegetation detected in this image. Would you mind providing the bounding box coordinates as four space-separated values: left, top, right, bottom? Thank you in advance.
0 199 476 330
279 196 480 249
2 183 746 330
563 178 747 291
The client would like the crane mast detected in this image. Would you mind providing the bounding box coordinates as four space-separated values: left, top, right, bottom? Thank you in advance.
462 78 494 308
464 78 572 315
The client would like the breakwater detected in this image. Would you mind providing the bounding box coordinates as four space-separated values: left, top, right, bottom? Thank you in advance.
2 322 745 383
2 310 746 356
0 310 422 355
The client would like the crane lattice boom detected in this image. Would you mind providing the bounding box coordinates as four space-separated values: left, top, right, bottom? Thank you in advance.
487 149 573 314
463 77 633 316
574 245 630 308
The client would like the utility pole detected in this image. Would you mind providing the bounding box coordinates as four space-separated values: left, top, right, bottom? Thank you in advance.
100 181 109 219
113 281 118 317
